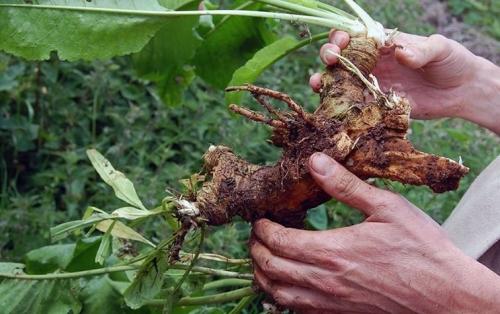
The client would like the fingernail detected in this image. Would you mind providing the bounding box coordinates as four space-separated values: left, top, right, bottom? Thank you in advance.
403 47 415 60
310 152 335 176
332 36 343 47
324 48 337 61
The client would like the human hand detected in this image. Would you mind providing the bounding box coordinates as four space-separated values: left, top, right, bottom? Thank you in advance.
309 31 491 122
250 152 500 313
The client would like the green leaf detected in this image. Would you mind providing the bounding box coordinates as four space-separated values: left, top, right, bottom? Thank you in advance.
133 0 202 106
79 276 134 314
86 149 147 210
193 3 275 88
24 244 75 274
124 253 169 309
0 263 25 274
96 220 155 247
306 204 328 230
112 206 159 220
226 32 327 104
0 0 170 61
226 35 299 104
65 237 103 272
50 213 111 241
0 278 82 314
95 221 115 265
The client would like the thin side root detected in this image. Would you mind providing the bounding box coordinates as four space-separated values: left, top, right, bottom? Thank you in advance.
229 104 286 128
253 94 285 122
226 84 313 124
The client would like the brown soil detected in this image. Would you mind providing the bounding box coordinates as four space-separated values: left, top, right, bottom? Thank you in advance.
191 37 469 227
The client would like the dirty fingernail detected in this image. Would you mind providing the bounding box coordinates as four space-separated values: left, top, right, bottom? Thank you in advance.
310 153 335 176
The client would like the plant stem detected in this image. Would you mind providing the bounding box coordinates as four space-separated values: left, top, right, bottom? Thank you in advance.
0 264 252 280
146 287 256 306
254 0 355 25
173 265 254 280
203 278 252 290
0 265 138 280
0 4 366 34
229 294 257 314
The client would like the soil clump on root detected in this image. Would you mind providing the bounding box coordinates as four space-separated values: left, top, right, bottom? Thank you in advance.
191 37 469 227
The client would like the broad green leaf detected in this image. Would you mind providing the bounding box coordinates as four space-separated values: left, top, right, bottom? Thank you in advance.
0 278 82 314
124 253 169 309
193 3 275 88
87 149 147 210
95 221 115 265
226 35 299 104
25 244 75 274
133 0 201 106
0 0 170 60
79 276 134 314
96 220 155 247
65 237 102 272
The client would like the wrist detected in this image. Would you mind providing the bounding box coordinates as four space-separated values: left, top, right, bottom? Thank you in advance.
437 246 500 313
458 56 500 134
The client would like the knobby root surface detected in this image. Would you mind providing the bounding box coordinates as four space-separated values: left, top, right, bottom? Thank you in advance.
189 37 468 227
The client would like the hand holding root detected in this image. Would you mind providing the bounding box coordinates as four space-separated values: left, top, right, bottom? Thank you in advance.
192 37 468 227
250 154 500 313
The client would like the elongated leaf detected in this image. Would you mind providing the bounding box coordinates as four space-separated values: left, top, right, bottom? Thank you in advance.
50 213 112 241
226 35 298 103
226 32 328 104
96 220 155 247
95 221 115 265
87 149 147 210
0 278 82 314
112 206 158 220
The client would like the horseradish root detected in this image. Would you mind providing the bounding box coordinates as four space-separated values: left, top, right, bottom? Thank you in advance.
191 37 468 227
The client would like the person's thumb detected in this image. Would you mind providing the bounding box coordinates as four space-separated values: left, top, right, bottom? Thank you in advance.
395 34 451 69
308 152 400 217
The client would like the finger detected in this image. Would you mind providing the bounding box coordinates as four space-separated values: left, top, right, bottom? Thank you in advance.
320 43 341 66
308 152 403 217
329 30 350 49
254 266 359 312
395 34 451 69
309 73 322 93
251 241 349 297
252 219 336 263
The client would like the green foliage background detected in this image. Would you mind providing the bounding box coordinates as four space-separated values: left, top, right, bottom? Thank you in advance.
0 0 499 312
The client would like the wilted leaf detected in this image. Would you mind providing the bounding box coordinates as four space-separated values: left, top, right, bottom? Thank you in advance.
95 221 115 265
112 207 158 220
50 213 111 242
86 149 147 210
96 220 155 247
